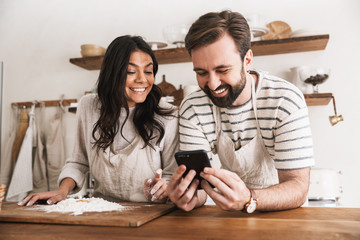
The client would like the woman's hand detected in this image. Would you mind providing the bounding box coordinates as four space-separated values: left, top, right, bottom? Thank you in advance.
143 169 168 203
18 177 75 207
17 189 68 207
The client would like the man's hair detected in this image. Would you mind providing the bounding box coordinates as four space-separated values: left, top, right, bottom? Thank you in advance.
185 10 251 60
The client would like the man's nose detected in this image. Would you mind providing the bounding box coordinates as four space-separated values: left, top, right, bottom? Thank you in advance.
207 73 221 90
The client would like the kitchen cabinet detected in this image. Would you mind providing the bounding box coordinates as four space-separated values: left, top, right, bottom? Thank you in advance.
69 34 330 107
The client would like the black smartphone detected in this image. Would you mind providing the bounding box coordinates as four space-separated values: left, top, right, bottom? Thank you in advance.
174 150 214 189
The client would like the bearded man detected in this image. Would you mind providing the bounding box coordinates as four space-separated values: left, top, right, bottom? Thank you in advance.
166 10 314 213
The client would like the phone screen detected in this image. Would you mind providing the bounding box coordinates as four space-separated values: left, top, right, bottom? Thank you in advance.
174 150 214 189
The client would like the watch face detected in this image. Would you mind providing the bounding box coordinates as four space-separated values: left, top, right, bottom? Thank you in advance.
247 202 256 213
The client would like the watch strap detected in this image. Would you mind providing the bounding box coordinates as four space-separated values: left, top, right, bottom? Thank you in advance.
242 189 257 213
249 189 257 201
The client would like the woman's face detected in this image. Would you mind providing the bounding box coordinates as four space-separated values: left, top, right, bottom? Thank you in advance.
125 50 154 107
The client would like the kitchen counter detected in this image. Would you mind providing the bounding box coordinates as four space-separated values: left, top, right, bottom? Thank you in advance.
1 203 359 239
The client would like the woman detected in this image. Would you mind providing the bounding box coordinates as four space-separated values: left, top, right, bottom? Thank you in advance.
19 35 179 206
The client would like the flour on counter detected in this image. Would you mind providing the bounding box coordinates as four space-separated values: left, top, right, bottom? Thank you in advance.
31 197 127 215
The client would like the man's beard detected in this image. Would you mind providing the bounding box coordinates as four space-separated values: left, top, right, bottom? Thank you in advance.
202 68 247 108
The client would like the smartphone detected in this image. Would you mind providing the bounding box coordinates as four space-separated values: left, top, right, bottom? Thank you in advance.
174 150 214 189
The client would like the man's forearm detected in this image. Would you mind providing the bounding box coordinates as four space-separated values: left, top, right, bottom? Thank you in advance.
254 168 310 211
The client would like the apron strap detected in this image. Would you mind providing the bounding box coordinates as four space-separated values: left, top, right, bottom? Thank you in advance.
212 104 222 153
249 74 270 157
212 104 222 135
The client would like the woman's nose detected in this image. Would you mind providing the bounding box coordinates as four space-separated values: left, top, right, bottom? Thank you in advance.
135 72 147 83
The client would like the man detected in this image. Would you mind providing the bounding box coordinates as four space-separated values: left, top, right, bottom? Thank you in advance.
166 10 314 212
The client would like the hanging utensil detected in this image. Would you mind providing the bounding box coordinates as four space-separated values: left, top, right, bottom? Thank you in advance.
11 108 29 162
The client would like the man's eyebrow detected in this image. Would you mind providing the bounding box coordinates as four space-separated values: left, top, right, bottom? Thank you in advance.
193 65 232 72
214 65 232 69
193 67 206 72
128 62 153 67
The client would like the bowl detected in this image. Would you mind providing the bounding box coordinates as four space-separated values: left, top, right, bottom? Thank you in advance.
299 66 330 93
80 44 106 57
163 24 190 47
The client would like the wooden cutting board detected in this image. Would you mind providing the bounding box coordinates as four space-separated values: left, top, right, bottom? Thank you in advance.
0 201 176 227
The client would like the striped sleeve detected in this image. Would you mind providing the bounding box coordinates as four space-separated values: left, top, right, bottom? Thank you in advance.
179 92 214 159
273 100 314 170
255 74 315 170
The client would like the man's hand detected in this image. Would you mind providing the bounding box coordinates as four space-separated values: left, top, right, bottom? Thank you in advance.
166 165 206 211
200 167 250 211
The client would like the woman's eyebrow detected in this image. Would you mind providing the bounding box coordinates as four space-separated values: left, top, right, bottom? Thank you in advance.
128 62 153 67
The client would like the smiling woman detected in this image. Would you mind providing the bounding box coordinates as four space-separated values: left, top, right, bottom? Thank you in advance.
125 51 154 107
18 35 179 207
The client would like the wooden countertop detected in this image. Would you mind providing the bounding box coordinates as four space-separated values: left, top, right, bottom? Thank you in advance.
1 204 359 240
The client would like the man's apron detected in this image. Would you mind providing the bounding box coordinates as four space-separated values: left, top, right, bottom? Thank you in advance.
213 76 278 189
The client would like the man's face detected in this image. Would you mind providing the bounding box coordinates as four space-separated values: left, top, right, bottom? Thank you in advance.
191 32 248 108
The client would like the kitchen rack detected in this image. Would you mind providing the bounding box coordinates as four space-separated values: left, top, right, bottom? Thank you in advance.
69 34 329 69
68 93 332 113
69 34 331 106
11 98 77 109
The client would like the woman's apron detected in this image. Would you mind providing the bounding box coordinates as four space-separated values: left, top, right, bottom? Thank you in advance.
90 135 159 202
213 76 278 189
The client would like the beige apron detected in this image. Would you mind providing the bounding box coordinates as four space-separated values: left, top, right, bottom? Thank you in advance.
46 104 66 190
214 76 278 189
90 135 159 202
32 103 48 192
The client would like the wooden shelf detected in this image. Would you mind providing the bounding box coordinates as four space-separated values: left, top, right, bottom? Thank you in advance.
304 93 332 106
69 56 104 70
251 34 329 56
12 98 77 109
69 34 329 69
68 93 332 114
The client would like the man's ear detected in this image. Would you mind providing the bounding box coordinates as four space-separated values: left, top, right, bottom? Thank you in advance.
243 49 253 71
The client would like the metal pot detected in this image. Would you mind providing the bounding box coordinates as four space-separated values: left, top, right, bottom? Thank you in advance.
308 168 342 201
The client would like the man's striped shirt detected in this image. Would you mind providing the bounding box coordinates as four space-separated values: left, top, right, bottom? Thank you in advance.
179 70 314 170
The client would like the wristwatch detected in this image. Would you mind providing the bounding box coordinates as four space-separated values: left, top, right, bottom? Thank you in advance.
242 189 257 214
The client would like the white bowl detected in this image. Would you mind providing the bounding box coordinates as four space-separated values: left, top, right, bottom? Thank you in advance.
163 24 190 47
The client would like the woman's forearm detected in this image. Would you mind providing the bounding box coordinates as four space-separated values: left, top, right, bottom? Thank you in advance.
58 177 76 196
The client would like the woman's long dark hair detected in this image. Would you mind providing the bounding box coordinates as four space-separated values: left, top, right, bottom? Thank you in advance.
92 35 175 152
